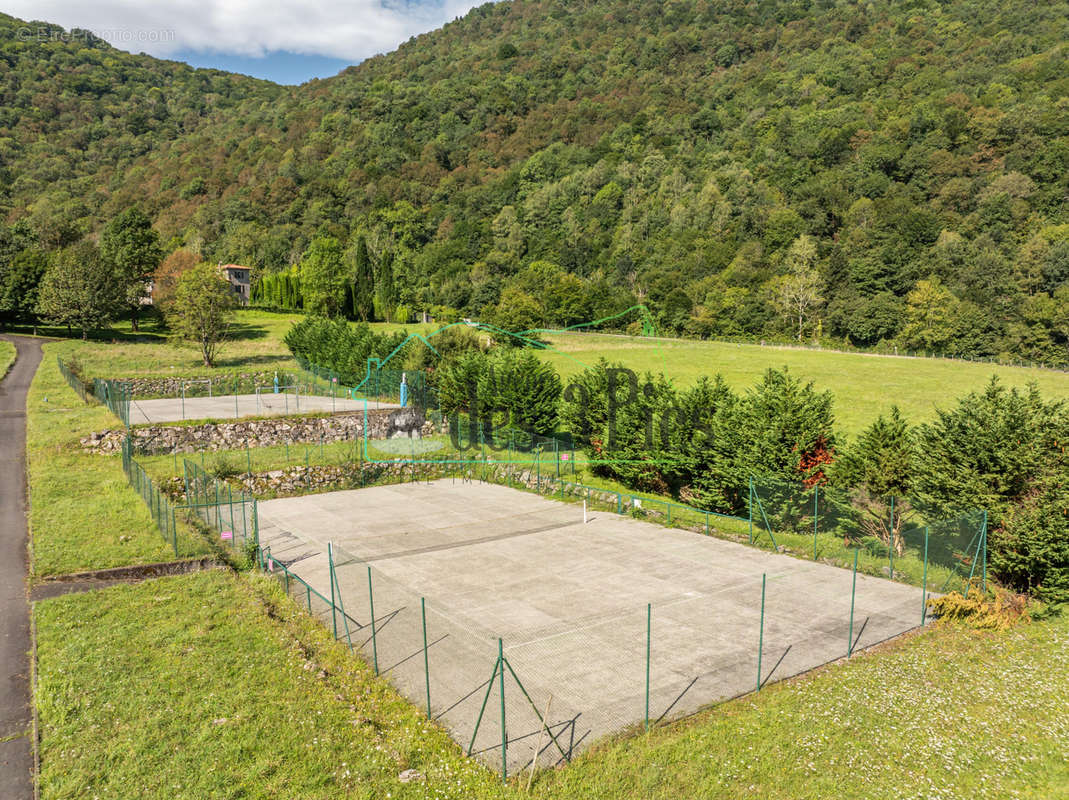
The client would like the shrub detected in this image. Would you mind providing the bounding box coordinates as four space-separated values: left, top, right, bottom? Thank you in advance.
283 316 409 385
928 584 1029 630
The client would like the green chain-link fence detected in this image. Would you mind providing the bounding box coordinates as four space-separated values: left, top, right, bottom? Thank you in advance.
119 435 210 558
93 377 131 427
182 458 259 556
749 476 987 597
56 356 91 403
251 470 933 782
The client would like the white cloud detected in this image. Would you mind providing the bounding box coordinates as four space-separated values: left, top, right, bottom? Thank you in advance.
6 0 483 60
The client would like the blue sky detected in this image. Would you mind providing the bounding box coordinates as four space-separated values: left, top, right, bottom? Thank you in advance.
7 0 484 84
169 50 354 84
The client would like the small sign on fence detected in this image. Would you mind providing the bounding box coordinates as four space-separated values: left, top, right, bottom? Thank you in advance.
268 558 274 572
221 530 233 541
561 454 570 461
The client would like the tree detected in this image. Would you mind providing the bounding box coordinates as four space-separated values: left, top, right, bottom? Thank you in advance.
485 349 562 435
912 378 1069 600
833 407 914 496
899 278 959 353
100 208 163 331
996 480 1069 605
166 262 236 366
153 248 199 310
300 236 347 317
375 250 399 323
486 288 545 346
0 248 48 326
732 367 837 487
772 236 823 341
36 241 121 338
833 407 916 553
349 236 375 322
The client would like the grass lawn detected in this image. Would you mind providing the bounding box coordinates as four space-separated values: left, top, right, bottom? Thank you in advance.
44 313 1069 437
35 568 1069 799
0 333 14 378
539 332 1069 437
35 570 502 800
45 310 301 379
0 339 14 379
27 344 211 577
532 613 1069 800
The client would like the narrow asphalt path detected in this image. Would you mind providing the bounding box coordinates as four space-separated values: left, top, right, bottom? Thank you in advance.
0 334 42 798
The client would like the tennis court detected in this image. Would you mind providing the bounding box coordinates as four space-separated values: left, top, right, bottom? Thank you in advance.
127 392 399 424
257 480 925 774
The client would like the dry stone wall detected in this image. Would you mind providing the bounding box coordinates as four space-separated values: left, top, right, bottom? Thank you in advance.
120 372 300 398
83 408 441 455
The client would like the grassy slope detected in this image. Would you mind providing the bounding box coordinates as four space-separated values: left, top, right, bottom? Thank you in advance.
27 344 210 577
0 339 14 379
540 332 1069 436
36 569 1069 799
35 570 500 800
534 615 1069 800
45 310 301 378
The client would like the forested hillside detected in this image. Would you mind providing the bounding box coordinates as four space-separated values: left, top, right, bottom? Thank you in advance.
2 2 1068 362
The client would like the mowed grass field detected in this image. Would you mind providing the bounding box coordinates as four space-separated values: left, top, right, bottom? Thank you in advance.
43 311 1069 437
0 339 14 378
27 343 211 577
539 332 1069 436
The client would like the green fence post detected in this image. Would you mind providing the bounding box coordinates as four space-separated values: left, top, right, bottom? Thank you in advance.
757 574 766 692
645 602 651 731
228 484 235 540
367 566 379 675
247 445 252 475
328 543 338 640
981 510 988 594
813 485 819 560
748 477 754 544
171 506 178 556
252 498 259 550
921 527 929 627
848 549 859 657
498 637 507 783
422 597 431 719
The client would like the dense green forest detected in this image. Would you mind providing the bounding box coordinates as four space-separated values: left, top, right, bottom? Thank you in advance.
1 1 1068 362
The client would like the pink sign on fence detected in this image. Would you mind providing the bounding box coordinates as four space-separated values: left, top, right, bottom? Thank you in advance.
221 530 233 541
561 454 570 461
268 558 274 572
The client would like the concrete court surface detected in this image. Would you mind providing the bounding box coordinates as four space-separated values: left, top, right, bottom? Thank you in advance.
127 392 399 424
258 480 925 773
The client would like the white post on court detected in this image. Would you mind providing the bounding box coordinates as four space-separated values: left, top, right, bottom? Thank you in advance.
583 500 588 524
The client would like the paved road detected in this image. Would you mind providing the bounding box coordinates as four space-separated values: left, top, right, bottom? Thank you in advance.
0 334 41 798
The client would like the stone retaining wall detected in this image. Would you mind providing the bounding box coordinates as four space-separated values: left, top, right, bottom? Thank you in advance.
82 408 437 454
119 372 301 398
